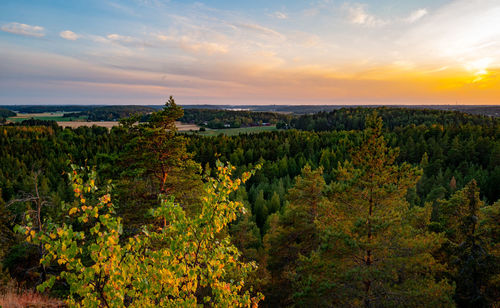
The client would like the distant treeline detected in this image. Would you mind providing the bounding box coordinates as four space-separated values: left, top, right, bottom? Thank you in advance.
63 106 156 121
1 105 95 113
3 118 59 128
180 108 292 128
0 108 16 120
290 107 499 131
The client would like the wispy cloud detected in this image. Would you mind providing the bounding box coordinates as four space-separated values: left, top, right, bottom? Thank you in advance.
271 11 288 19
343 4 427 27
1 22 45 37
107 33 153 48
404 9 428 24
402 0 500 63
60 30 79 40
343 3 386 27
155 33 228 54
231 23 285 40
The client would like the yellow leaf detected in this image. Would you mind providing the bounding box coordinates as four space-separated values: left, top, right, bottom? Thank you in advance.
69 207 78 215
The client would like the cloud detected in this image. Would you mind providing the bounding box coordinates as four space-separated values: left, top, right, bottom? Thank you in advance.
106 33 153 47
107 33 135 43
1 22 45 37
155 33 228 54
402 0 500 63
60 30 79 40
231 23 285 40
272 11 288 19
404 9 428 23
343 3 386 27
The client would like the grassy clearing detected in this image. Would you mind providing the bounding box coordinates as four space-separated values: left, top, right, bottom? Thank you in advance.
184 125 277 136
8 113 86 122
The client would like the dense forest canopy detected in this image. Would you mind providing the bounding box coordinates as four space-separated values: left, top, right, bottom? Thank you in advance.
179 108 292 128
0 108 16 119
0 103 499 307
290 107 499 131
63 105 156 121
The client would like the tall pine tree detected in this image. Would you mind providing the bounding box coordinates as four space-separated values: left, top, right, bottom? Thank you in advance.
313 113 454 307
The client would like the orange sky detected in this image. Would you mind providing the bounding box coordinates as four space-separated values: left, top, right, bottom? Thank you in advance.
1 0 500 105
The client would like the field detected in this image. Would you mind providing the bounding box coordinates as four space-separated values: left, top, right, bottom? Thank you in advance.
189 125 277 136
6 115 200 131
7 113 276 134
57 121 119 129
8 112 86 122
174 122 200 131
59 121 200 130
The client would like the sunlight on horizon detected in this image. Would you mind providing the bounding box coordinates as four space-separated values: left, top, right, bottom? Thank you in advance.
1 0 499 105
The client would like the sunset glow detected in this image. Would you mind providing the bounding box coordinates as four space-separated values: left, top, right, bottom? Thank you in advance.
1 0 500 105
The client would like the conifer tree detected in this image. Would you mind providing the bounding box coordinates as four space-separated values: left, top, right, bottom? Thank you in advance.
117 97 203 229
314 113 454 307
480 200 500 306
436 181 499 307
263 165 326 307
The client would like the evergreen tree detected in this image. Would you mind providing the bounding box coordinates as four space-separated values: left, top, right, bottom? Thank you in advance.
480 200 500 306
117 97 203 230
313 113 454 307
436 181 498 307
254 190 267 230
263 165 326 307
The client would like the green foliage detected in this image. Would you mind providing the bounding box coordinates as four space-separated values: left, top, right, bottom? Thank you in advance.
302 113 454 307
435 181 499 307
180 109 291 129
0 107 16 119
20 163 262 307
2 105 500 306
64 105 156 121
116 97 203 231
263 165 326 306
292 106 499 131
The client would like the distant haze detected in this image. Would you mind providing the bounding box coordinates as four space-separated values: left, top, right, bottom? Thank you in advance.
1 0 500 105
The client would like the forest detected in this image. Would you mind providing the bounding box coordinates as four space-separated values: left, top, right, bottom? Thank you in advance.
0 99 499 307
0 108 16 122
63 106 157 122
179 109 292 128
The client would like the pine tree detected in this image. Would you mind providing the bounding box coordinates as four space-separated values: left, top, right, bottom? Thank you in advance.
436 181 498 307
314 113 454 307
254 190 267 230
117 97 203 230
268 192 280 214
480 200 500 306
263 165 326 307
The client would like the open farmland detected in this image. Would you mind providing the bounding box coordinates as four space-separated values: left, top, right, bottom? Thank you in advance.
56 121 200 130
57 121 119 129
8 112 86 122
174 121 200 131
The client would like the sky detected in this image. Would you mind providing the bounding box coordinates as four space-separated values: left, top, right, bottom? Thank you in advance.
1 0 500 105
